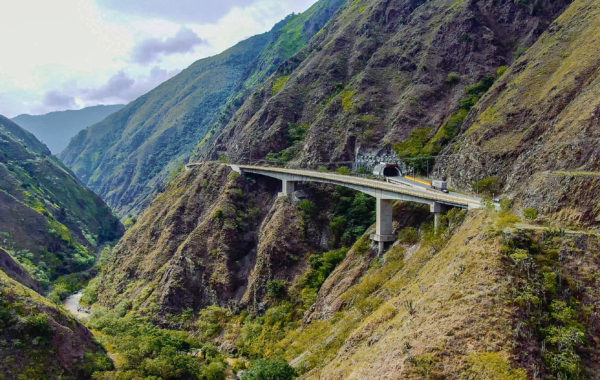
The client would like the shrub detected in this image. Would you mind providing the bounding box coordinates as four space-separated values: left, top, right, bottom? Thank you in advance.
272 75 291 95
24 313 52 340
523 207 538 221
267 280 288 302
398 227 419 244
472 176 502 196
242 358 297 380
467 352 527 380
446 72 461 84
335 166 351 175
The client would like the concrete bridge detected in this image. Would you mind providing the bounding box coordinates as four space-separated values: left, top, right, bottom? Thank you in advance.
187 163 481 254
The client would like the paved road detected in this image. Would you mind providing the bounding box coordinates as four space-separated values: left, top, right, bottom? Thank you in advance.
221 164 482 209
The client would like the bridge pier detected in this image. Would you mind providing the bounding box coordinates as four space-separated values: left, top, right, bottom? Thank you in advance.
431 202 447 232
278 179 296 198
371 198 395 256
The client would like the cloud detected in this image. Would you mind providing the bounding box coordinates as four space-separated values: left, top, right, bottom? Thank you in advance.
96 0 257 24
43 91 77 108
79 67 181 104
132 27 206 64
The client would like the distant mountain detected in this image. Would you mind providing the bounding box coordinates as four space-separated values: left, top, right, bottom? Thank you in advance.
12 104 124 154
0 115 123 290
59 0 346 217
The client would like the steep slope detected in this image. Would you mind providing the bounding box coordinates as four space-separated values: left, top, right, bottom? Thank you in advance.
59 0 345 217
197 0 570 166
0 115 123 289
0 269 112 379
441 0 600 227
12 104 124 154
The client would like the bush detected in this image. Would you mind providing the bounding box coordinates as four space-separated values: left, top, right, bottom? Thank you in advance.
523 207 538 221
472 176 502 196
398 227 419 244
335 166 351 175
242 358 297 380
446 72 461 84
24 313 52 340
267 280 288 302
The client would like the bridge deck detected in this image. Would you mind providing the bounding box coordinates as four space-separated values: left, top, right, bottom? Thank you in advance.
230 164 481 209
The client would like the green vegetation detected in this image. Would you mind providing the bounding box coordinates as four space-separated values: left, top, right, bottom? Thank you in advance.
242 359 297 380
266 122 309 164
394 72 501 173
467 352 527 380
329 187 375 247
88 310 227 379
472 176 502 196
272 75 291 95
298 248 348 308
502 230 591 378
523 207 538 221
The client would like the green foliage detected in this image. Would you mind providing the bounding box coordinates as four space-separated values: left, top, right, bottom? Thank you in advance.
523 207 538 221
242 358 297 380
266 123 309 165
335 166 351 175
48 274 85 303
446 72 461 84
195 305 232 340
399 227 419 244
330 187 375 247
502 232 588 379
272 75 291 95
267 280 288 302
472 176 502 196
89 310 226 379
467 352 527 380
24 313 52 341
299 248 348 308
340 90 356 112
499 197 513 211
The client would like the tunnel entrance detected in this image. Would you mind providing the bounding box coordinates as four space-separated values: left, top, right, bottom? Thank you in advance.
382 166 401 177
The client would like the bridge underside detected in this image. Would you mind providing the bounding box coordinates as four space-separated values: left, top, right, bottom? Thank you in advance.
234 167 463 255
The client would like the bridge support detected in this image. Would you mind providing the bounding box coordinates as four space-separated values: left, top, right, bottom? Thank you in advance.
431 202 445 232
371 198 395 256
278 179 296 198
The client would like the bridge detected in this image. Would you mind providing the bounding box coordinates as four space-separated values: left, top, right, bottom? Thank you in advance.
187 163 481 254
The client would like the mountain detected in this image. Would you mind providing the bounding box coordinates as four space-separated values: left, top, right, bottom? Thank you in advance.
441 0 600 227
0 115 123 290
59 0 345 218
195 0 570 166
12 104 124 154
85 0 600 378
0 268 112 378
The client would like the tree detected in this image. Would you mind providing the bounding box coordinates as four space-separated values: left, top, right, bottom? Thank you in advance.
242 359 297 380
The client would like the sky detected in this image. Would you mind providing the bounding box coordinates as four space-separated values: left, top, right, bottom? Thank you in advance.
0 0 318 117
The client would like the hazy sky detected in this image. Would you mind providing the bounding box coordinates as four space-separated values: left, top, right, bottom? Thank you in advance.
0 0 317 117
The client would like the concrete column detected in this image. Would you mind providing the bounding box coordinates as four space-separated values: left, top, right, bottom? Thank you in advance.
376 198 394 237
431 202 443 232
278 179 296 197
371 198 395 256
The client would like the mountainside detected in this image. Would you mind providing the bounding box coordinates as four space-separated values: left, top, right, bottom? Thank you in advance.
72 0 600 378
12 104 124 154
441 0 600 227
0 269 112 379
0 115 123 290
59 0 345 217
196 0 571 166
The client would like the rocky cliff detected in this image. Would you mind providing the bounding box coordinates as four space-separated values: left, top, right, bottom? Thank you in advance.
441 0 600 227
197 0 570 166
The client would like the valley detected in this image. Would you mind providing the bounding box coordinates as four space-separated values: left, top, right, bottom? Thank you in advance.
1 0 600 379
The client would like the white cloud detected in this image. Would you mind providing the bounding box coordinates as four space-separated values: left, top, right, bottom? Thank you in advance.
0 0 318 117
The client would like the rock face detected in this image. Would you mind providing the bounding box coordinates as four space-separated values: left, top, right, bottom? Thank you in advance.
0 269 112 379
0 115 123 289
59 0 346 217
441 0 600 227
96 164 328 314
197 0 570 166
